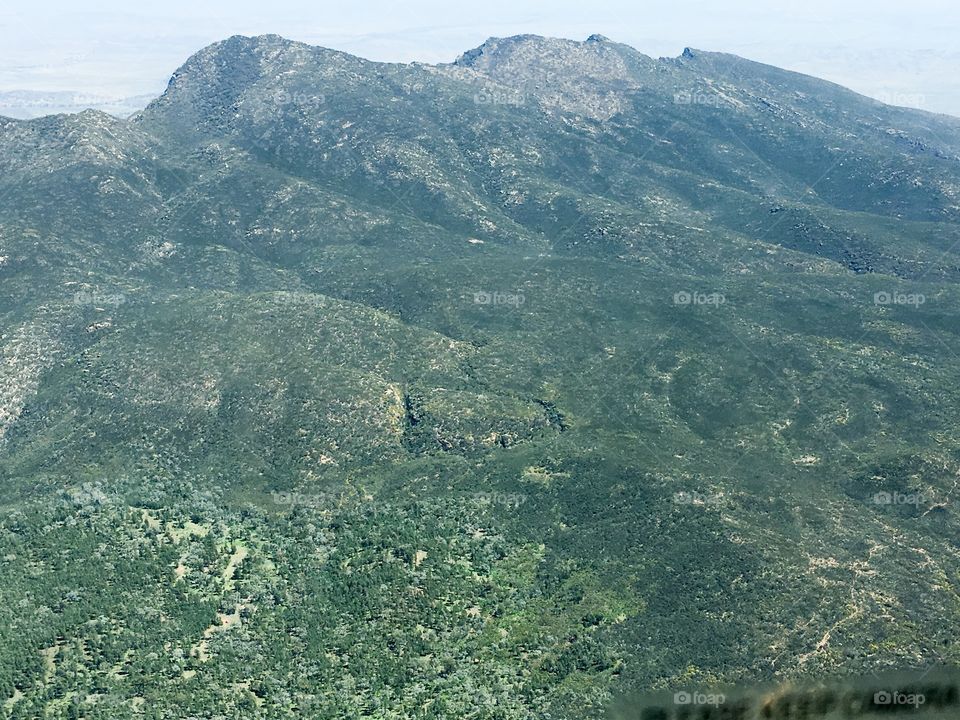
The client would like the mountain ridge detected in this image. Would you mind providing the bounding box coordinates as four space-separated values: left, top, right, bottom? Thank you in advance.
6 32 959 123
2 30 960 719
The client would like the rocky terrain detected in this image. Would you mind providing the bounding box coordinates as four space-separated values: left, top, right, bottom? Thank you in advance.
1 33 959 719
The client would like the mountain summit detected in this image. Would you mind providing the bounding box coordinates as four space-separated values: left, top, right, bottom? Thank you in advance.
1 32 960 720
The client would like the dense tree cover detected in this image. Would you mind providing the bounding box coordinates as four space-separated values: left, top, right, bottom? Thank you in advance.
3 30 960 719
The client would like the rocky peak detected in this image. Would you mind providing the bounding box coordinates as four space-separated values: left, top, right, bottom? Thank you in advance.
447 33 654 120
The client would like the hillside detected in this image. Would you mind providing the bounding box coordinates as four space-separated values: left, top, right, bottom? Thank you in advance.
1 33 959 719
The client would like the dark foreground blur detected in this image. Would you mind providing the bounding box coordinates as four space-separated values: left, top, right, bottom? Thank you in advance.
608 668 960 719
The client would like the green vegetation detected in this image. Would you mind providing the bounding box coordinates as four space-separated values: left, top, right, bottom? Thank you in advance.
1 32 959 718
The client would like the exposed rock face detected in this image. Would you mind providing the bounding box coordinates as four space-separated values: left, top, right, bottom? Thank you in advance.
2 32 960 720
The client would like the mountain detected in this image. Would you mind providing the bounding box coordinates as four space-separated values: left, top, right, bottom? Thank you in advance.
0 90 159 120
1 33 959 719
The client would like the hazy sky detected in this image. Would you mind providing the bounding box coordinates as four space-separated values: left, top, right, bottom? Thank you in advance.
2 0 959 116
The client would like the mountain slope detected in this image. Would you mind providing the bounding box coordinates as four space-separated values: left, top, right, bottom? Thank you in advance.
1 33 960 720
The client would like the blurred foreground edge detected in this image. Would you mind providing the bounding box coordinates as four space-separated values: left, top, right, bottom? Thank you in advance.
607 667 960 719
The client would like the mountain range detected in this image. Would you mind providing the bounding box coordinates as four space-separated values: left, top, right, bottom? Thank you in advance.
1 33 959 719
